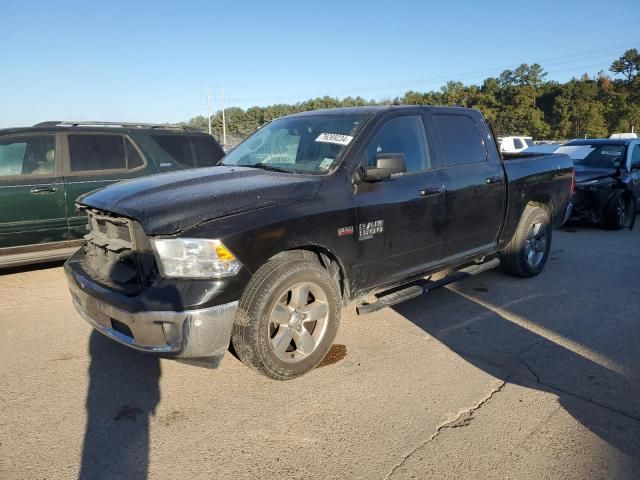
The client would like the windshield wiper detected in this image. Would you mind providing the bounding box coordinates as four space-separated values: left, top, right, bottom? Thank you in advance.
243 163 292 173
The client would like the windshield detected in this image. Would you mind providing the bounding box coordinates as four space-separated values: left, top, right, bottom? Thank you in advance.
220 114 367 174
557 144 628 169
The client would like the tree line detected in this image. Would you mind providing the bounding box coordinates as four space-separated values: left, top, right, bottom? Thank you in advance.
186 49 640 142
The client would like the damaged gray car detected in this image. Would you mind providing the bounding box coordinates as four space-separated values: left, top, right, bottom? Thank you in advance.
560 139 640 229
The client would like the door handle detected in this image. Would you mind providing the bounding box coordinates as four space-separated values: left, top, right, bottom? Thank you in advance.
30 186 57 194
485 176 504 185
419 185 444 197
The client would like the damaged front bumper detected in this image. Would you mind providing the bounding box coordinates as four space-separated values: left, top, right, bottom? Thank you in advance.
65 252 241 367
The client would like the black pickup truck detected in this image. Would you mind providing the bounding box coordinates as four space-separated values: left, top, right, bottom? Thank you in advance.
65 106 573 380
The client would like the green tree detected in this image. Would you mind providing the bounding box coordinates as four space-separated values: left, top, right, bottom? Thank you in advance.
183 48 637 141
610 49 640 84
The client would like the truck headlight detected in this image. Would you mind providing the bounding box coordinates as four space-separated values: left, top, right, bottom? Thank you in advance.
152 238 241 278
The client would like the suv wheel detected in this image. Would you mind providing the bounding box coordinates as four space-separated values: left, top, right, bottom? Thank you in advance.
232 256 341 380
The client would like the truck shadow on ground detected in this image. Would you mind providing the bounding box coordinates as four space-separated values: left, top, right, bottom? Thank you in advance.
79 331 161 480
391 274 640 464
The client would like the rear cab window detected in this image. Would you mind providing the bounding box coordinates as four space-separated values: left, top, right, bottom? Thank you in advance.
150 134 225 168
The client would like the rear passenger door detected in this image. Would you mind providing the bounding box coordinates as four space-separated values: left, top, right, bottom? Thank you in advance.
430 112 506 258
0 133 67 249
63 133 154 240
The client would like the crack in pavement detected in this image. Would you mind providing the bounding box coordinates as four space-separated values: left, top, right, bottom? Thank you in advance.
385 378 507 479
518 357 640 423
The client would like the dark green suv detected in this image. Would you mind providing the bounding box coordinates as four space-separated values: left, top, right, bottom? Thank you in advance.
0 121 225 267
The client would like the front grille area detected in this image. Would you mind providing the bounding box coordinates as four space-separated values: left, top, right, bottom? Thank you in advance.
82 208 157 287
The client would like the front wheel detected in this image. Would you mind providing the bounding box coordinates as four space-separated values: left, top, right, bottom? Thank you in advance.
500 206 552 278
603 193 634 230
232 256 341 380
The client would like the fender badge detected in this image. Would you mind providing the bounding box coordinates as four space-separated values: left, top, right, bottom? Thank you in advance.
338 226 354 237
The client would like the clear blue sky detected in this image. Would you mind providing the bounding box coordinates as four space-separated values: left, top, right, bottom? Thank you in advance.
1 0 638 128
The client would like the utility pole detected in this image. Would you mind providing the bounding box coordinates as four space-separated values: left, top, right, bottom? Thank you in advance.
221 87 227 145
206 85 212 135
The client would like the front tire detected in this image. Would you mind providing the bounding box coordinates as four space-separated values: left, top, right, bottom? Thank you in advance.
232 256 341 380
603 193 634 230
500 206 552 278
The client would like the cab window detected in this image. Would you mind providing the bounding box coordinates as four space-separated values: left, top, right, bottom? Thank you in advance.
0 135 56 177
433 114 487 167
366 115 431 172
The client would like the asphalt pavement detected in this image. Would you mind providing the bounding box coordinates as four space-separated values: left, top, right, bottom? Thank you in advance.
1 225 639 479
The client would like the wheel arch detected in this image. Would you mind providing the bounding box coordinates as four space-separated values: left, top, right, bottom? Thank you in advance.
269 245 351 304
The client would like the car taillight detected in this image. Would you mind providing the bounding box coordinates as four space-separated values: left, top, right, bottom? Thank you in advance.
570 170 575 194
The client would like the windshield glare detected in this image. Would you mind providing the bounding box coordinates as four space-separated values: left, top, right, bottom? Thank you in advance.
221 114 367 174
557 144 627 169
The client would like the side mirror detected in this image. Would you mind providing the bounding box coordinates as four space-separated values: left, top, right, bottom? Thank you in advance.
359 153 407 182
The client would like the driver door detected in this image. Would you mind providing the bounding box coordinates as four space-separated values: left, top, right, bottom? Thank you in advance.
353 113 445 291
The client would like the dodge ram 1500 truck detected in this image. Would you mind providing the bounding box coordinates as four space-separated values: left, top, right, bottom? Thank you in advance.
65 106 574 380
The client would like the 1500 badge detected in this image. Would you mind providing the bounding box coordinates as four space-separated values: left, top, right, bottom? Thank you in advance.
359 220 384 240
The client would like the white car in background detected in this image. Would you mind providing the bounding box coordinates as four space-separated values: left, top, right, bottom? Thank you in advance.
498 136 534 153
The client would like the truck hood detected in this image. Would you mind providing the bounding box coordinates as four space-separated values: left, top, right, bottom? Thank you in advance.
574 164 619 184
79 166 321 235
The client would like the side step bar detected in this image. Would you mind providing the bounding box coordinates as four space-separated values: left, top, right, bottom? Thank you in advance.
356 258 500 315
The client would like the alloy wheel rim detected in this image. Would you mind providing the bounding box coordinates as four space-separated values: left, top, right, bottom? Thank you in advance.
268 281 329 363
524 222 547 268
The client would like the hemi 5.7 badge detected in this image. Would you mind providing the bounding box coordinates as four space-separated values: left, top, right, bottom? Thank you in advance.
359 220 383 240
338 226 354 237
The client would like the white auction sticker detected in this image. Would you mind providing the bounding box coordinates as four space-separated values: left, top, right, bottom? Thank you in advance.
315 133 353 146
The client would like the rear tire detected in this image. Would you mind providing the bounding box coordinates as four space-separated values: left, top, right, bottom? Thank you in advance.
232 256 341 380
500 206 552 278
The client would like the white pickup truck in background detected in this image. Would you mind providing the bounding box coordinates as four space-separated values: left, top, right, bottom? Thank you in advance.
498 135 534 153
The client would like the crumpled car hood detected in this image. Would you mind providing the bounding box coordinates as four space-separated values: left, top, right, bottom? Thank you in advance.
574 165 619 184
79 166 321 235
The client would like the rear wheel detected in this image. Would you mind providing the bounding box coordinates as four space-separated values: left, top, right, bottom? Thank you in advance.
232 256 341 380
500 206 552 278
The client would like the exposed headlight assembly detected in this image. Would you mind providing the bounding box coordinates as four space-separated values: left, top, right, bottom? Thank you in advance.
152 238 241 278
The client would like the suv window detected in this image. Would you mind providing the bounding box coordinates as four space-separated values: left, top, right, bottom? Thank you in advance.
151 134 225 168
367 115 431 172
433 114 487 167
68 134 143 172
0 135 56 176
513 138 524 149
